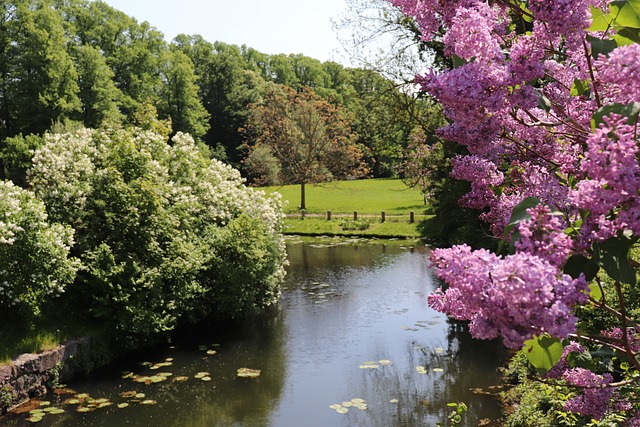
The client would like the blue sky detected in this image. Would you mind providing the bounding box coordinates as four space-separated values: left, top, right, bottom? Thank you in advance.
101 0 349 63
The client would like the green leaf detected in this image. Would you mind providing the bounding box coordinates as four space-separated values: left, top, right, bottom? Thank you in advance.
563 254 600 281
588 282 603 302
570 79 590 97
587 35 619 59
591 102 640 130
503 197 541 239
589 6 613 30
524 335 564 375
615 26 640 44
593 235 638 285
610 0 640 28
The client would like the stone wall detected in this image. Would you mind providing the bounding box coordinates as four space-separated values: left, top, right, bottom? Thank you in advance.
0 337 91 413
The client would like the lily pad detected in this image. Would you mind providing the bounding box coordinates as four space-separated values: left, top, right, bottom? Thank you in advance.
415 366 428 374
76 407 95 413
200 376 212 382
194 372 210 379
140 400 157 405
206 350 218 356
26 416 44 423
378 359 392 365
390 399 399 404
432 368 444 372
174 376 189 382
119 391 138 398
336 407 348 414
237 368 261 378
329 404 342 410
39 401 51 407
49 408 65 415
117 403 129 409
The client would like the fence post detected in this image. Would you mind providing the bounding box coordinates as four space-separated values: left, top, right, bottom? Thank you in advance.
327 210 331 221
381 211 386 223
354 211 358 221
409 212 414 223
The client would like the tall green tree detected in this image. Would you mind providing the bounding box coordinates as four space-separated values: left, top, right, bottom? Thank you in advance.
0 0 80 139
243 85 368 210
158 49 210 141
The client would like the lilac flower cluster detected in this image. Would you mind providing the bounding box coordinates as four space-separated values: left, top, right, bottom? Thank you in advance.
429 245 588 348
391 0 640 419
562 369 616 419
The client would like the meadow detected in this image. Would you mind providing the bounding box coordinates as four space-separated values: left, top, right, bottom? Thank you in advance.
262 179 430 238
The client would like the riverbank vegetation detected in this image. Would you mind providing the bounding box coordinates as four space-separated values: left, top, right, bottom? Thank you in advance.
1 126 286 364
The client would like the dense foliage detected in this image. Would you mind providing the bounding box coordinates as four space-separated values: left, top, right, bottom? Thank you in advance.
22 127 286 338
0 0 438 182
389 0 640 423
0 181 78 324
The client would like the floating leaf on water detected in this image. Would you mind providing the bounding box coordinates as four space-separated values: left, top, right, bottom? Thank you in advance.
200 376 212 382
165 357 174 362
341 401 353 407
64 398 81 405
415 366 428 374
194 372 209 379
390 399 399 404
43 406 58 413
26 416 43 423
117 403 129 409
97 402 113 409
135 393 146 399
140 400 157 405
121 372 134 379
158 372 172 377
354 403 367 410
93 398 109 404
39 401 51 407
174 376 189 382
359 363 379 369
432 368 444 373
198 345 208 351
329 404 342 410
237 368 261 378
206 350 217 356
133 376 150 383
76 407 94 413
150 376 166 383
336 407 348 414
49 408 65 415
28 409 45 415
350 398 365 404
119 391 137 399
378 360 392 365
53 387 76 395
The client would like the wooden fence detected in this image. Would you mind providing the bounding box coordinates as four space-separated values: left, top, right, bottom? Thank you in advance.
288 210 416 223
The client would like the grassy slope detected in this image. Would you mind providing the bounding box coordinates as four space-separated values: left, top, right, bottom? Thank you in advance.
262 179 430 238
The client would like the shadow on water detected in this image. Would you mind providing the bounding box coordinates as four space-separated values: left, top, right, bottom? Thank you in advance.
2 236 505 427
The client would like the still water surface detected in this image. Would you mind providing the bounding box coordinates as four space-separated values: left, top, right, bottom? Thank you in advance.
3 237 504 426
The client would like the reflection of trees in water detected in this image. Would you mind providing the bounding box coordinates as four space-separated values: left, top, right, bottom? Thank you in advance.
285 238 425 283
162 308 287 427
342 322 504 427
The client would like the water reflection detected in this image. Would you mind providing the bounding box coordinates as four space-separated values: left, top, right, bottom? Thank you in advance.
2 237 504 427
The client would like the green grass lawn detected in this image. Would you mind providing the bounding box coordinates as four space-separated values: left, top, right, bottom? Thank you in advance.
261 179 430 238
262 178 427 214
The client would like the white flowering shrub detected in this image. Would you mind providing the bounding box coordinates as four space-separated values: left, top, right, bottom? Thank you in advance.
0 181 78 321
28 128 285 337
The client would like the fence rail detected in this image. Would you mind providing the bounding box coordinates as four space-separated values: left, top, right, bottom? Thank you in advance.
286 210 418 223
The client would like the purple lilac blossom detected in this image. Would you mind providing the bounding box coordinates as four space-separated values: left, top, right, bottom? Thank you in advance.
428 245 588 348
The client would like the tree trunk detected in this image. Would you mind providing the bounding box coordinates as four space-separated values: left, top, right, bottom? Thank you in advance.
300 182 306 210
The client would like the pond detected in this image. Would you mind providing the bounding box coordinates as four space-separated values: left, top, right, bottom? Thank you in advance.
3 237 505 426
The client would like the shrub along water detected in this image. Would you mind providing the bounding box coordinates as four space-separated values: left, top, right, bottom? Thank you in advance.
0 127 286 354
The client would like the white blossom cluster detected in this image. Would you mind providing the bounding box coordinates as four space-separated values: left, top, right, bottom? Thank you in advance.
0 181 78 313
